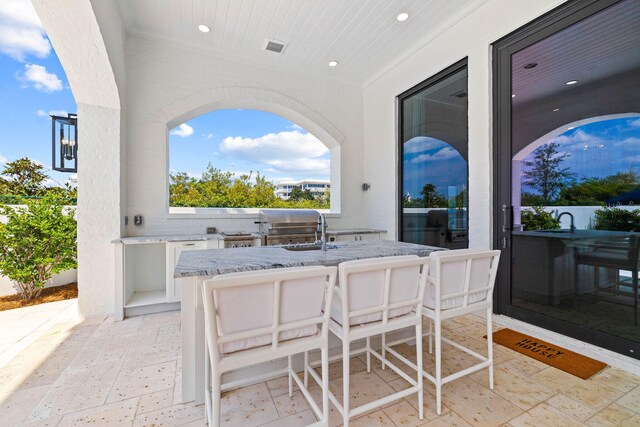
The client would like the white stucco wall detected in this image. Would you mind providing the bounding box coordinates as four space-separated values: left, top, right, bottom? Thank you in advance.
33 0 127 316
362 0 567 247
123 36 365 236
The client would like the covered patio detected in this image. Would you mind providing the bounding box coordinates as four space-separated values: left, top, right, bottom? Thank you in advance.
1 300 639 426
2 0 638 425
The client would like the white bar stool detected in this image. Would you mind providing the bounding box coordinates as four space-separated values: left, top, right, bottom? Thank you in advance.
328 255 429 426
389 249 501 415
201 266 337 426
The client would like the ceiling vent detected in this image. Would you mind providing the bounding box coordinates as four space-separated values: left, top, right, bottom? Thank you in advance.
451 90 468 99
264 39 286 54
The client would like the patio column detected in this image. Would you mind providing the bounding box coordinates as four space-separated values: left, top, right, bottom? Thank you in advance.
33 0 126 316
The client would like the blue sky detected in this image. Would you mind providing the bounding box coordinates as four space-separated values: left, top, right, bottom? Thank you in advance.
0 0 77 186
520 117 640 193
0 0 329 188
169 110 330 183
402 136 467 199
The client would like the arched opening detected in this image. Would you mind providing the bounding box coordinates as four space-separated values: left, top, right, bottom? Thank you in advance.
512 113 640 225
167 108 338 212
159 87 343 214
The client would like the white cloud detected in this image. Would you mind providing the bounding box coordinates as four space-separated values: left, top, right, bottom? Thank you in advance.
628 118 640 128
202 133 214 140
410 147 459 163
289 124 303 130
170 123 194 138
219 130 329 176
220 130 328 161
0 154 8 164
0 0 51 61
19 63 62 92
404 136 447 154
37 109 68 118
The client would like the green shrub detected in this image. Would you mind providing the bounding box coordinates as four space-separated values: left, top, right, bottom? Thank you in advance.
0 193 77 300
521 206 560 231
592 207 640 232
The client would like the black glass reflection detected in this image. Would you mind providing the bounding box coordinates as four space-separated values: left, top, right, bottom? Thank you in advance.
400 64 469 249
510 0 640 345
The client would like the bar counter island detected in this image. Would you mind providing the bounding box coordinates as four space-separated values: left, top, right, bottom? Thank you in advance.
175 239 445 403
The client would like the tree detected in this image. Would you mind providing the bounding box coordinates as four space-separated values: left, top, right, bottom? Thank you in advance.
0 193 77 299
557 172 640 206
0 157 48 196
522 143 575 204
420 183 448 208
289 187 315 201
168 163 329 209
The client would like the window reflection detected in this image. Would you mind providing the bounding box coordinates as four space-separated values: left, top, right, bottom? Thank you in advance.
399 63 469 249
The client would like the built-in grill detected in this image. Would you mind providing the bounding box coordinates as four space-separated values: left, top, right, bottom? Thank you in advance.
219 232 256 248
258 209 320 246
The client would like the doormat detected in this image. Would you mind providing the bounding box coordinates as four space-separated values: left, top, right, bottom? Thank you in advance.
491 329 607 379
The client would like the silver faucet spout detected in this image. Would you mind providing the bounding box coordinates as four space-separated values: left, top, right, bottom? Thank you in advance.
317 213 327 251
556 211 576 233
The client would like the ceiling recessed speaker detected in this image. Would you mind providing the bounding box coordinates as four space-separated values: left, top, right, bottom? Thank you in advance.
264 39 286 54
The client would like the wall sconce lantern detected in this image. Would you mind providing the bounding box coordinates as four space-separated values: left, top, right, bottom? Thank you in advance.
51 113 77 172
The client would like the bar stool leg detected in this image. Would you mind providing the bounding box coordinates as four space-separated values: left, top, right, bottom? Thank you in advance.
321 347 329 426
288 355 293 397
487 306 494 390
435 318 442 415
342 340 350 426
381 332 386 370
366 336 371 373
416 323 424 420
304 352 309 387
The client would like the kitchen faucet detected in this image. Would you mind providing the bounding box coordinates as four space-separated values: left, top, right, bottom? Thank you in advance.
317 213 327 251
556 211 576 233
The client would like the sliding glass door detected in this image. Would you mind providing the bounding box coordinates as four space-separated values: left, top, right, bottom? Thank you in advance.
494 0 640 358
398 60 469 249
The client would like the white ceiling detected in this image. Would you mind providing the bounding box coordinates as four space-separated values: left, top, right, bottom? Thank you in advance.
115 0 487 86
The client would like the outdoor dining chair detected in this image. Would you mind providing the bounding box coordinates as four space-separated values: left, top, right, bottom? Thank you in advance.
328 255 429 426
201 266 337 427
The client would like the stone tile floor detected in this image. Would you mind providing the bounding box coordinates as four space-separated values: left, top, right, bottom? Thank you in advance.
0 301 639 426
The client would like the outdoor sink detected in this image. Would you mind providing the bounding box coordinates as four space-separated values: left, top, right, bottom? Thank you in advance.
281 243 337 251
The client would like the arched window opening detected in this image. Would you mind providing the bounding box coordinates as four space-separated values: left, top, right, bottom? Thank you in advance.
168 109 331 210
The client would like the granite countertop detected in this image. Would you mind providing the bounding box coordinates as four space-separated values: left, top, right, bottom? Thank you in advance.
174 239 443 278
112 233 261 244
512 230 637 239
325 228 386 235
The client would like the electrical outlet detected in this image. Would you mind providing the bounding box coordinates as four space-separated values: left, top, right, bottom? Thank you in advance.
206 227 217 234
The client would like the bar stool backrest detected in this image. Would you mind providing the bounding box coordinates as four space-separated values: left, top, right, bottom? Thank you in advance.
203 266 337 356
335 255 428 326
425 249 501 313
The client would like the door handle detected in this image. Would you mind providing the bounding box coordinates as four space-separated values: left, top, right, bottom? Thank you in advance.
502 204 513 232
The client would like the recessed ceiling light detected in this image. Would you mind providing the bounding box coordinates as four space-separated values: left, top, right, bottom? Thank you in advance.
198 24 211 33
553 108 560 112
328 60 339 67
511 94 516 98
397 13 409 22
523 62 538 69
566 80 578 85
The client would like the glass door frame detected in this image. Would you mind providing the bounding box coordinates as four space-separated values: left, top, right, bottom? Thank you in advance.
492 0 639 359
397 58 469 244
